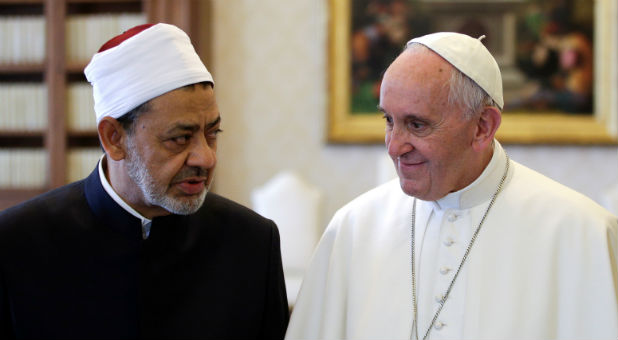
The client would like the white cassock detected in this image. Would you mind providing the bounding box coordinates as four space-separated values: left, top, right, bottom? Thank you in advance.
285 141 618 340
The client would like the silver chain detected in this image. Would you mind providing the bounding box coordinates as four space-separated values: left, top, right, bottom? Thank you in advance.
411 155 510 340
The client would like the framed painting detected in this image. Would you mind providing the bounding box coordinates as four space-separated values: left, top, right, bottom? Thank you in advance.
327 0 618 144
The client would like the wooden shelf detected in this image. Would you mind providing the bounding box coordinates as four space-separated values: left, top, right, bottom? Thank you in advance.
67 0 140 3
0 134 44 147
67 130 97 137
66 1 141 15
0 0 211 210
0 1 43 13
0 129 45 136
0 1 43 4
0 63 45 73
68 131 99 147
0 188 47 211
66 62 88 74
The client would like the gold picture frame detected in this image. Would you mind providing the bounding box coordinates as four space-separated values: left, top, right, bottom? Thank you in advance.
327 0 618 145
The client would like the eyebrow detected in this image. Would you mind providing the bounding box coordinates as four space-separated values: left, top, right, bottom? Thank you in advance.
377 106 425 121
207 115 221 129
164 115 221 135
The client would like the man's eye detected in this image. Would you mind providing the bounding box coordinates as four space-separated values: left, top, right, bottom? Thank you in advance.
407 120 432 137
382 114 393 126
207 128 223 139
410 121 425 130
172 135 190 144
407 119 428 131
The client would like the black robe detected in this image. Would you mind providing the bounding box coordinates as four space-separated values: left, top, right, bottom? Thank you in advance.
0 167 289 339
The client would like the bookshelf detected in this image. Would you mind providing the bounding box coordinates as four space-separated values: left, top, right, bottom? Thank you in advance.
0 0 212 210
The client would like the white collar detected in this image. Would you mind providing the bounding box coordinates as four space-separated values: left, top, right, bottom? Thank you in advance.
98 155 152 238
432 139 508 211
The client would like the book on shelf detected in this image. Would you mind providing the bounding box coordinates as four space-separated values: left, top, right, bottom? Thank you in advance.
0 84 47 131
0 148 102 189
67 147 102 183
0 148 46 189
66 13 146 64
67 83 96 132
0 16 46 65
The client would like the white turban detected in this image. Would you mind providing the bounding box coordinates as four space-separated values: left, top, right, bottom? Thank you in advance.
84 23 214 124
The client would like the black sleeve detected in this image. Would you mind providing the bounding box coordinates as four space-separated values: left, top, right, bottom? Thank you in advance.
259 222 290 339
0 270 15 339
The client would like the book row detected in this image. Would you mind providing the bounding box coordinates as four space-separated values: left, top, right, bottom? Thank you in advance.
0 148 47 188
0 14 145 65
66 148 102 183
67 83 97 131
0 16 46 64
0 148 101 188
0 84 47 131
66 13 147 63
0 84 100 131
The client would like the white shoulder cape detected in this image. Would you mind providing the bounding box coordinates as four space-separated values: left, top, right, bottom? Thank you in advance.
286 145 618 340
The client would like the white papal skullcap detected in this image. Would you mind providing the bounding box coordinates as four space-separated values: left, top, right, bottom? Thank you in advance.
84 23 214 124
407 32 504 110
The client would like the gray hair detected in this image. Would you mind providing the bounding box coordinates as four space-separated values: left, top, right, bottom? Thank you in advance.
116 101 151 135
405 43 499 119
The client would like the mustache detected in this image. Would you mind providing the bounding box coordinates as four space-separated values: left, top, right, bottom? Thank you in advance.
171 166 209 182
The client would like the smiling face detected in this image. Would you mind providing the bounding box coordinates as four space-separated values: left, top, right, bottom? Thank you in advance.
380 48 484 201
122 83 221 216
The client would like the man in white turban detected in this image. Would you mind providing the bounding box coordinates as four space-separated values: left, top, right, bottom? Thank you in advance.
286 32 618 340
0 23 289 339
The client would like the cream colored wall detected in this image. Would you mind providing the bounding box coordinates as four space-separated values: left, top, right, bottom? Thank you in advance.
211 0 618 229
212 0 386 228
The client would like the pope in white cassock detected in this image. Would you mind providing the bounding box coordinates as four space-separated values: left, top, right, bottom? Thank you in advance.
285 32 618 340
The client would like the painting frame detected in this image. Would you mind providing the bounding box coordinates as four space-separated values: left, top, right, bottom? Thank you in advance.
327 0 618 144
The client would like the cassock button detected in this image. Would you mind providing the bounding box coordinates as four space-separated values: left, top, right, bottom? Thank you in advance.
443 237 454 246
447 213 458 222
434 321 446 330
435 294 445 303
440 267 451 275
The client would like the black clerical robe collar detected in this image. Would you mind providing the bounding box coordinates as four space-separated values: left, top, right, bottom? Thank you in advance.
83 164 143 240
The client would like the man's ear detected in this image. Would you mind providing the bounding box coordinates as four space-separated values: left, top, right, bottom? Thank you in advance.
98 117 128 161
472 106 501 152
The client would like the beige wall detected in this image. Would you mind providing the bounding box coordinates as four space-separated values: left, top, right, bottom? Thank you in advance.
211 0 618 229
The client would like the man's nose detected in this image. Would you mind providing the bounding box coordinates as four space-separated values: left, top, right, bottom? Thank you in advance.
386 125 413 159
186 134 216 169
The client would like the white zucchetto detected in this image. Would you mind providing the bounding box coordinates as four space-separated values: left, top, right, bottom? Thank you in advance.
407 32 504 110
